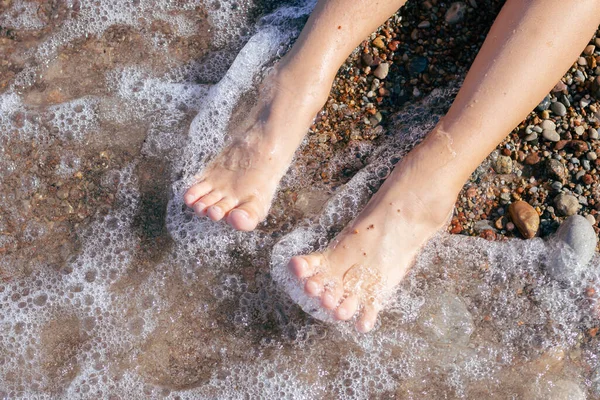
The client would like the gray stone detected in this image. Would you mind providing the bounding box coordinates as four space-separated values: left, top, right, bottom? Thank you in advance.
536 95 551 112
542 129 560 142
525 133 538 142
554 193 580 216
445 2 467 25
546 159 567 182
547 215 598 283
551 101 567 116
541 119 556 131
373 63 390 79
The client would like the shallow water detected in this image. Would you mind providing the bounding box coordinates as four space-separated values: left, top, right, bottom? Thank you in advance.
2 0 600 399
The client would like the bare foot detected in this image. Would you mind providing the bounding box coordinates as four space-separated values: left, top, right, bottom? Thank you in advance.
288 131 461 332
184 65 330 231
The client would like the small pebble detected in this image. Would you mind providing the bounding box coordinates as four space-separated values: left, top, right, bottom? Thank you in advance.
508 201 539 239
542 129 560 142
445 2 467 25
554 193 580 216
551 102 567 116
541 119 556 131
373 63 390 79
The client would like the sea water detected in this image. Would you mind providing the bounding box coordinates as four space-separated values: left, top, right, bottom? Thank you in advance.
1 0 600 398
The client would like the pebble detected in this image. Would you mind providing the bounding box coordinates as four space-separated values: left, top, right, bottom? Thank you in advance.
56 188 69 200
541 119 556 131
524 133 538 142
589 128 599 139
592 76 600 99
373 63 390 79
587 151 597 161
417 292 474 345
574 125 585 136
578 56 588 66
508 201 539 239
408 56 428 76
536 95 551 111
418 21 431 29
445 2 467 25
584 44 596 56
553 81 567 92
372 36 385 50
493 155 513 174
542 129 560 142
551 102 567 116
554 193 580 216
524 152 540 165
547 215 598 283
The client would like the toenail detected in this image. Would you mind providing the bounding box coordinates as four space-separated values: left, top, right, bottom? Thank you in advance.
230 209 249 219
305 280 321 295
193 202 207 215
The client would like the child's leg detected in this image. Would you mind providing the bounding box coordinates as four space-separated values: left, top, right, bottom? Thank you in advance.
290 0 600 332
184 0 407 231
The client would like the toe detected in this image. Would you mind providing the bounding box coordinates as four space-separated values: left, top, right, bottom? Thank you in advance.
304 274 324 297
194 191 223 216
356 304 380 333
321 281 344 310
335 295 359 321
226 200 261 231
206 197 237 222
288 255 321 278
184 181 212 207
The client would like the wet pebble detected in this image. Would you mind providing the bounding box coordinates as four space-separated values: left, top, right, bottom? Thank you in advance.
408 56 428 76
417 292 474 345
508 201 539 239
445 2 467 25
536 95 551 112
547 215 597 283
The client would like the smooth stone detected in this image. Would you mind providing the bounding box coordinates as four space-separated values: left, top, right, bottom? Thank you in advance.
373 63 390 79
508 201 539 239
551 102 567 116
574 125 585 136
541 119 556 130
445 2 467 25
408 56 428 76
536 95 551 111
592 76 600 99
417 292 474 345
585 44 596 56
547 215 598 283
372 36 385 50
418 20 431 28
587 151 597 161
554 193 580 216
553 81 567 92
589 128 599 140
524 133 538 142
578 56 588 66
542 129 560 142
493 155 513 174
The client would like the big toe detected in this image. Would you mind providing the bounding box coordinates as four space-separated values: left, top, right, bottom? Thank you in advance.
226 202 261 231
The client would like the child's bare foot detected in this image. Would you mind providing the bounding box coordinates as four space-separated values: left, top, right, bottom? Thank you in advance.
184 65 330 231
288 130 461 332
